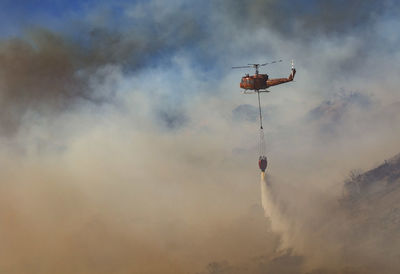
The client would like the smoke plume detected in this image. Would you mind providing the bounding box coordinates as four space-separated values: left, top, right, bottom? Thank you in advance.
0 0 400 273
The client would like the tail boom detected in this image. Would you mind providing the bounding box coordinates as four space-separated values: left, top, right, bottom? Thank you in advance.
266 68 296 88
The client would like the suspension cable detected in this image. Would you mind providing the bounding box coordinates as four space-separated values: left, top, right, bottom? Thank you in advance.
259 127 266 156
257 91 263 130
257 91 266 156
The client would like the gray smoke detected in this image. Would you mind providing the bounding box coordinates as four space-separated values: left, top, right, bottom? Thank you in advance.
1 0 400 273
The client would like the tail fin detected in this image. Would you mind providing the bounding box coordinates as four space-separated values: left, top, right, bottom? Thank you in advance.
289 60 296 81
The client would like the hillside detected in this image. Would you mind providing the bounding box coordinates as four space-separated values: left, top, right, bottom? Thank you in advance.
342 153 400 203
340 153 400 272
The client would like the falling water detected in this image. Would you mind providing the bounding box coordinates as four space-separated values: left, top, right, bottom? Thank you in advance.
260 172 290 248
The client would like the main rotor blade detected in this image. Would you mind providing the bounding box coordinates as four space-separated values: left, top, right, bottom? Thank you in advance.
260 59 282 66
232 65 252 69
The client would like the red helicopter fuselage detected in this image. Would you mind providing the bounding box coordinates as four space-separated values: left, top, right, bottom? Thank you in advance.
240 74 269 90
240 68 296 91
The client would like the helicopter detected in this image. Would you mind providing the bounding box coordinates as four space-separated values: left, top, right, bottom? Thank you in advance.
232 60 296 172
232 60 296 93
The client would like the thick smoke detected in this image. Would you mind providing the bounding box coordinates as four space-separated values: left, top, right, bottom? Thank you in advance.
216 0 399 36
0 2 204 136
0 0 400 273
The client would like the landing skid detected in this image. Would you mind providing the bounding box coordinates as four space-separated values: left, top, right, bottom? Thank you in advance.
241 90 271 94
